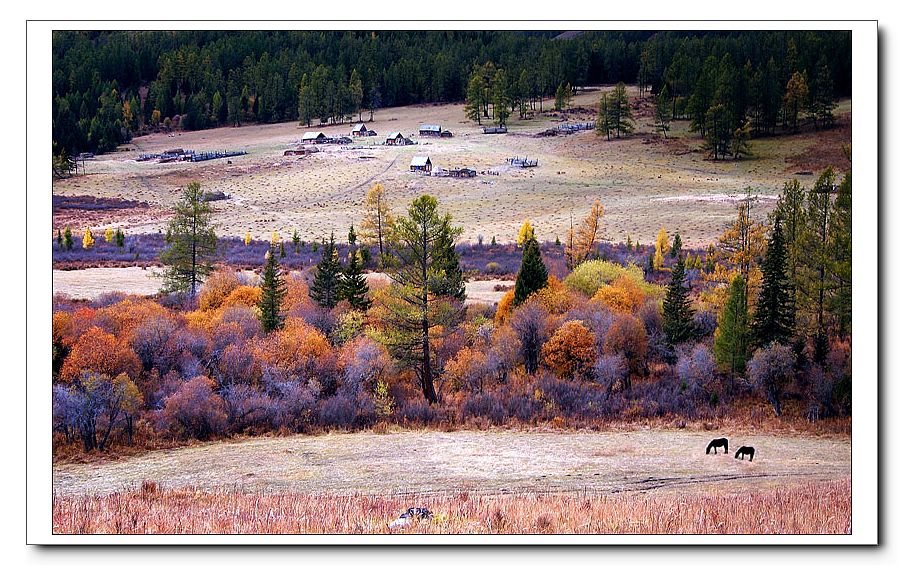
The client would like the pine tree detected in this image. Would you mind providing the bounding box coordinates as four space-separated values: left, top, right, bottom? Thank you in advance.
608 82 635 138
292 229 301 253
491 235 497 246
663 253 695 345
828 170 852 337
339 226 371 311
64 227 73 251
669 233 682 258
752 217 795 348
159 182 218 296
596 92 611 140
714 274 750 376
465 72 484 125
56 229 63 249
514 236 548 306
430 217 466 302
258 246 288 333
115 228 124 248
655 85 672 137
309 233 342 309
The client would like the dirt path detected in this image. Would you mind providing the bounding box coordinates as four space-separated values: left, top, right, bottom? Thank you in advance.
53 429 850 497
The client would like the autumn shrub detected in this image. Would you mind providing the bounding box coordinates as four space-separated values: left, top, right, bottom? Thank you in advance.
494 289 515 325
220 383 274 433
530 275 579 315
593 353 629 391
461 391 505 425
542 320 597 379
338 337 390 394
510 300 550 375
676 344 717 403
221 285 262 309
603 315 648 378
503 391 543 422
131 314 182 372
60 326 142 383
591 274 648 313
564 260 650 297
395 399 439 425
747 343 795 416
535 374 612 419
254 318 337 391
161 376 227 440
198 269 241 311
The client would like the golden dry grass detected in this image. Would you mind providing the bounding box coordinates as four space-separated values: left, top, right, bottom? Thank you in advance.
53 429 851 498
52 87 852 247
52 479 851 534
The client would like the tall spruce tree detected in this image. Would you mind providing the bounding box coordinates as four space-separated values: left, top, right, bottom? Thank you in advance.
258 246 288 333
514 236 548 306
828 170 852 337
669 233 682 258
339 226 371 311
309 232 342 309
430 218 466 302
714 274 751 377
662 253 695 345
159 181 218 296
751 217 795 348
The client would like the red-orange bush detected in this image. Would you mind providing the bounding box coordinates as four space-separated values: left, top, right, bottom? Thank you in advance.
60 326 141 383
604 314 649 377
541 320 597 378
161 376 227 439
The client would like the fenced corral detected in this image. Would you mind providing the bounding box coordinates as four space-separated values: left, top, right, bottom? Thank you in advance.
190 150 248 162
537 121 595 137
483 126 508 134
506 156 538 168
137 149 246 163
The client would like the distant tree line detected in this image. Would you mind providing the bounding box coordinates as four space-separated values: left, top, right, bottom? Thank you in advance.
52 30 851 157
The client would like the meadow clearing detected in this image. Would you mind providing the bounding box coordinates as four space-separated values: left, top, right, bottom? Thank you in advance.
52 429 851 534
51 87 852 248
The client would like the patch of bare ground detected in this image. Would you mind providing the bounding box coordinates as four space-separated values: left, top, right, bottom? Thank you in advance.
784 111 853 174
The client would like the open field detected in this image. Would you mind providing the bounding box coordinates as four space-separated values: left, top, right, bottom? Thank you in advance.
52 88 852 247
52 266 513 305
53 429 850 498
52 480 851 534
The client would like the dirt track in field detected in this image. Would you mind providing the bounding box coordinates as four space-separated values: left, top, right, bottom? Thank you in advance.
52 429 850 497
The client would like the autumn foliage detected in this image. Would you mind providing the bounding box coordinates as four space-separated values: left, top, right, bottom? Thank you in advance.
541 320 597 378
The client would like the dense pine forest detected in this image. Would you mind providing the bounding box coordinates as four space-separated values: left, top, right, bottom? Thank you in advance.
52 30 852 157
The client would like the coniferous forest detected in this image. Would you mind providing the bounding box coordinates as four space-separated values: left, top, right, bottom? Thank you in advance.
52 30 851 157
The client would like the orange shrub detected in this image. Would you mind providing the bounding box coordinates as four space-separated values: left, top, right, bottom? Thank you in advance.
222 285 262 309
199 269 241 311
604 314 648 376
253 317 334 382
592 275 647 313
531 276 579 315
541 320 597 378
95 299 171 341
494 289 515 325
60 326 142 383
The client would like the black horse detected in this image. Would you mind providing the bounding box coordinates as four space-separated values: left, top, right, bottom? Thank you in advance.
735 446 755 461
706 437 729 454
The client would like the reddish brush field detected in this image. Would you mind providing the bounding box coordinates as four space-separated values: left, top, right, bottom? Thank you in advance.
52 479 850 535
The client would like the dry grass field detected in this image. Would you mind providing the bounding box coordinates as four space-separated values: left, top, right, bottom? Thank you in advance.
53 429 850 498
52 87 852 247
53 480 851 535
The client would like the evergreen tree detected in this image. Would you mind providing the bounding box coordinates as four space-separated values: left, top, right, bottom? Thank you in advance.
309 233 342 309
292 229 301 253
800 168 836 362
828 170 852 337
430 217 466 302
56 229 63 249
809 57 837 129
115 228 124 248
752 217 795 348
465 72 484 125
669 233 682 258
63 226 73 251
377 195 464 403
663 254 695 345
714 274 750 377
607 82 634 138
159 182 218 296
339 226 371 311
655 85 672 138
514 236 548 306
596 92 611 140
258 246 288 334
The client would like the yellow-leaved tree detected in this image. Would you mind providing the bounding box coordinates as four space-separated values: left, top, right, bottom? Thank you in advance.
244 231 251 246
82 228 95 249
655 227 670 258
516 220 535 246
565 199 604 269
104 227 114 243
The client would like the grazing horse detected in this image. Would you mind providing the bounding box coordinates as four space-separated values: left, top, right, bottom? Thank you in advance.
706 437 729 454
735 446 755 461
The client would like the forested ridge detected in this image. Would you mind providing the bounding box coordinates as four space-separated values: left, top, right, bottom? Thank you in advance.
52 30 851 156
